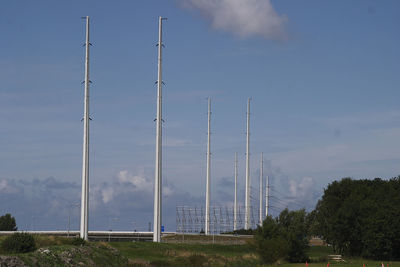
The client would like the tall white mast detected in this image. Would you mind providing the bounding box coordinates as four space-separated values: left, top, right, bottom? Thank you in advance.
245 98 251 229
233 152 238 231
80 16 90 241
259 152 263 225
265 175 269 217
153 16 166 243
205 98 211 235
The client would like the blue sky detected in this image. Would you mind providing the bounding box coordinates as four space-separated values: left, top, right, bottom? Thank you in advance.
0 0 399 231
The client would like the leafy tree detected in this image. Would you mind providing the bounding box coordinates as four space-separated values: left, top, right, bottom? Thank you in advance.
314 177 400 260
278 209 310 262
254 210 309 264
254 216 288 264
0 213 17 231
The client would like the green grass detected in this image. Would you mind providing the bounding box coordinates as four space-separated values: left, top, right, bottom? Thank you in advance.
308 246 334 258
110 241 261 266
1 235 400 267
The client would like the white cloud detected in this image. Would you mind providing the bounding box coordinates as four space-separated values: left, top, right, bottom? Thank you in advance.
0 179 8 191
179 0 288 40
0 179 20 194
163 186 174 197
117 170 153 192
101 187 114 204
288 176 314 198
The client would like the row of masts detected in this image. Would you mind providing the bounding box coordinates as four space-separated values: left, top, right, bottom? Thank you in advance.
78 16 167 242
204 98 270 234
78 16 269 242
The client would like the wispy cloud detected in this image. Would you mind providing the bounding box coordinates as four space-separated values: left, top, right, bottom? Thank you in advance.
0 172 200 231
178 0 288 40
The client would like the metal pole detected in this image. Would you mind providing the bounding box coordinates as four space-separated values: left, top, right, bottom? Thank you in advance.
68 207 71 237
153 16 166 243
265 175 269 217
205 98 211 235
245 98 251 229
234 152 238 231
259 152 263 225
80 16 90 241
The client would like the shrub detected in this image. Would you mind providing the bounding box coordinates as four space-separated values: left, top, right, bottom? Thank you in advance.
1 232 36 253
254 216 289 264
256 237 288 265
70 237 86 246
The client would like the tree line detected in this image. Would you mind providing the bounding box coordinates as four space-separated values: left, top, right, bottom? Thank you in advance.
311 177 400 260
254 176 400 264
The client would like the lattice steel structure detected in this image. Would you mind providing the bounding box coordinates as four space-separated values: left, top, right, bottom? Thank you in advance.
176 205 259 234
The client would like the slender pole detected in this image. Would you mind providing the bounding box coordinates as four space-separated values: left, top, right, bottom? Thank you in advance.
80 16 90 241
153 16 166 243
265 175 269 217
233 152 238 231
245 98 251 229
68 207 71 237
259 152 263 225
205 98 211 235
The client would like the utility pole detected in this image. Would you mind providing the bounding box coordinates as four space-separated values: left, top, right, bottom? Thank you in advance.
245 98 251 230
205 98 211 235
259 152 263 225
153 16 166 243
80 16 91 241
265 175 269 217
234 152 238 231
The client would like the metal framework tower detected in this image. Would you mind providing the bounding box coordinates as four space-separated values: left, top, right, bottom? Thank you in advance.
245 98 251 229
265 175 269 217
205 98 211 235
153 16 167 243
259 152 263 225
80 16 91 241
233 152 238 231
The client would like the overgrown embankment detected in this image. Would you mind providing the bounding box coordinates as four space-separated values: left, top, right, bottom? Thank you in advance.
0 235 129 267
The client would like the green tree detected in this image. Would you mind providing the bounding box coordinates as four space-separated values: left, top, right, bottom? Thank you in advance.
254 216 289 265
314 177 400 260
278 209 310 262
0 213 17 231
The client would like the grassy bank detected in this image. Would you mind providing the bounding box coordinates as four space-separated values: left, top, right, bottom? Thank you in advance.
110 241 260 266
1 235 400 266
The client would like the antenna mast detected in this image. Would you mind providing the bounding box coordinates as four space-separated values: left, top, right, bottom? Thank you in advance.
80 16 91 241
153 16 166 243
245 98 251 229
205 98 211 235
265 175 269 217
259 152 263 225
234 152 238 231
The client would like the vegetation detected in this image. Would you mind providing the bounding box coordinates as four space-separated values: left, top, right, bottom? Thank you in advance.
233 228 255 235
0 234 400 266
278 209 310 262
254 209 309 265
313 177 400 260
110 241 260 266
0 213 17 231
1 232 35 253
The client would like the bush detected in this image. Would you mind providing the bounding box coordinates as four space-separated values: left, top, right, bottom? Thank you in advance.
1 232 36 253
256 237 289 265
254 211 310 264
233 228 255 235
70 237 86 246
